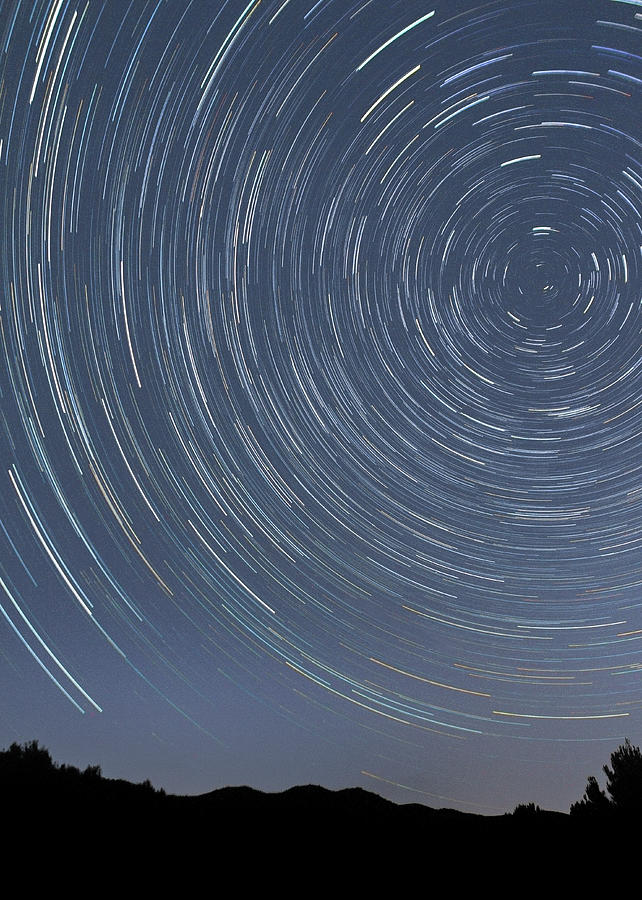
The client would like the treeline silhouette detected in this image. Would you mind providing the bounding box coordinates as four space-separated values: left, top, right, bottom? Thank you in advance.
3 737 638 857
2 738 166 808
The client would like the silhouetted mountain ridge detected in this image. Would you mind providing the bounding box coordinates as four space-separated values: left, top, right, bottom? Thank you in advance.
195 781 486 821
0 738 605 856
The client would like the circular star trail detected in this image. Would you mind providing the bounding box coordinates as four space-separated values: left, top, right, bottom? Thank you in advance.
1 0 641 806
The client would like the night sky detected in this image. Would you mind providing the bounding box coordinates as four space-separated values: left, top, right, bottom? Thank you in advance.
1 0 641 814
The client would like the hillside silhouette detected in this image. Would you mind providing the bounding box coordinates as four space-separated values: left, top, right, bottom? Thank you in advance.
1 738 610 858
9 740 642 894
9 741 642 886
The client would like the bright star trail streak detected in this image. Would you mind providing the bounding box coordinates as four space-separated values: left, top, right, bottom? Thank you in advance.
0 0 641 813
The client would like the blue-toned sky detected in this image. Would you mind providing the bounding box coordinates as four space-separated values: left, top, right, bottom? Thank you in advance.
1 0 641 814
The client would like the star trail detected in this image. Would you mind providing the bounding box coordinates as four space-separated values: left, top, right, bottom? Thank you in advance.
1 0 641 812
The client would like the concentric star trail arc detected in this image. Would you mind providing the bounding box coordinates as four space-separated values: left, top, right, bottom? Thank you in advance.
1 0 641 811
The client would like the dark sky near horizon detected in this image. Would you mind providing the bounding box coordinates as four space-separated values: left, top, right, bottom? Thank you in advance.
1 0 641 814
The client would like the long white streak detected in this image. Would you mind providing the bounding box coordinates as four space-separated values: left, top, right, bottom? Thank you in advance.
29 0 65 103
361 65 420 122
501 154 541 166
356 11 434 71
121 260 142 388
269 0 293 24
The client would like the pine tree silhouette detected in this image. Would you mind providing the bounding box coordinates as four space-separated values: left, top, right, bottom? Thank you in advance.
571 738 642 816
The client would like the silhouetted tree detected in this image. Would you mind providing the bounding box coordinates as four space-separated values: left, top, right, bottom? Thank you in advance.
603 738 642 812
571 739 642 816
570 775 610 816
8 739 54 768
1 739 56 780
513 802 541 816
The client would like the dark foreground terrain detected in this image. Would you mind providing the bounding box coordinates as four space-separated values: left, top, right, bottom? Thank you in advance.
2 740 630 883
